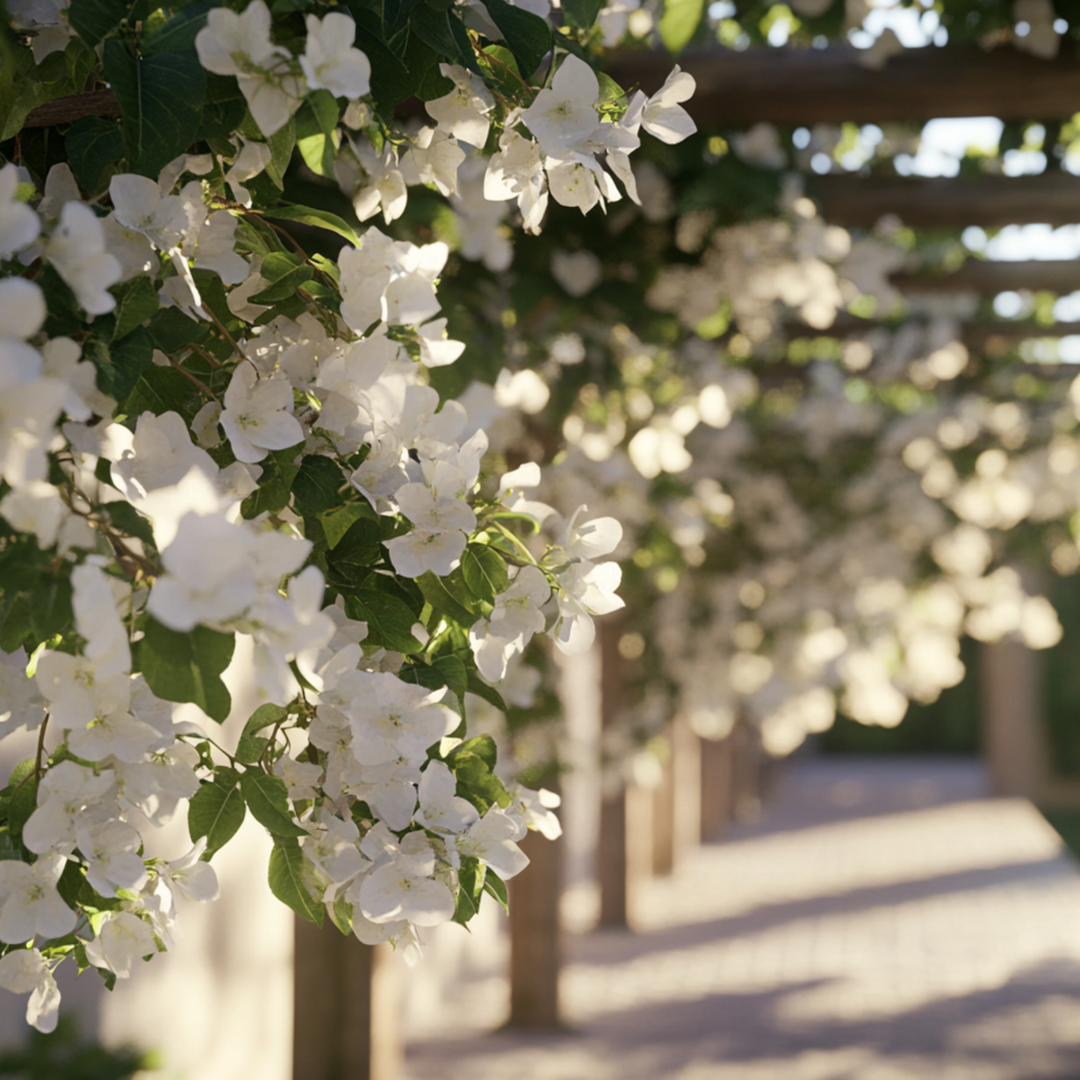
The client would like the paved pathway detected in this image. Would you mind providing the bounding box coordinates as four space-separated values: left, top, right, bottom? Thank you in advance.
404 756 1080 1080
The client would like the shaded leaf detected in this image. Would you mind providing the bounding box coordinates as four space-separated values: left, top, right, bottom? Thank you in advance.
269 837 323 925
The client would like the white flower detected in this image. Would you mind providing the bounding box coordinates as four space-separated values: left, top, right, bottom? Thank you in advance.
301 12 371 98
147 512 258 631
553 558 625 654
221 364 304 464
357 832 455 927
46 202 122 315
0 164 40 258
101 213 156 280
302 815 367 886
84 911 157 978
23 761 117 857
560 505 623 560
469 564 551 681
509 783 562 840
0 856 76 943
162 840 220 903
75 818 150 897
109 174 188 251
330 670 457 765
641 66 697 145
195 0 281 73
455 808 529 879
35 652 131 731
415 761 479 834
0 481 66 548
225 139 273 208
0 949 60 1033
110 409 218 500
425 64 494 149
417 318 465 368
521 55 599 155
336 138 407 226
400 127 465 197
385 529 468 578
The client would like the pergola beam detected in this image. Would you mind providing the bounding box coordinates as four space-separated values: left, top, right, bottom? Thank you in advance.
784 316 1080 342
892 259 1080 294
812 173 1080 230
608 44 1080 126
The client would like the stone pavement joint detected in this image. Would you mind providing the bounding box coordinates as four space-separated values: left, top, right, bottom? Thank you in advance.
404 756 1080 1080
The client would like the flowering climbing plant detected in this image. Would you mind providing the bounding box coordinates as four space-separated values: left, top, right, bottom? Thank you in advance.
0 0 699 1032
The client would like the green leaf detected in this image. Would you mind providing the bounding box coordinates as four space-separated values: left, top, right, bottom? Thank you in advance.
562 0 602 30
484 0 551 79
38 263 83 338
201 73 248 141
68 0 130 46
136 618 235 723
461 544 509 605
346 7 418 111
109 276 160 341
147 306 209 353
235 703 287 764
29 573 73 638
483 868 509 913
65 116 127 192
84 327 155 403
450 733 497 770
100 500 156 548
241 771 309 837
188 767 247 857
345 590 423 653
452 855 485 925
409 2 478 72
292 455 346 516
8 761 38 849
141 0 214 55
120 364 203 421
321 503 377 550
416 570 480 628
260 205 361 248
248 256 314 305
466 670 507 712
451 749 512 812
103 40 207 178
294 90 340 178
658 0 704 54
269 837 323 925
264 117 296 189
328 896 354 935
240 442 305 518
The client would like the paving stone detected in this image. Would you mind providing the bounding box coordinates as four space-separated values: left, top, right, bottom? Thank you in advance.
404 756 1080 1080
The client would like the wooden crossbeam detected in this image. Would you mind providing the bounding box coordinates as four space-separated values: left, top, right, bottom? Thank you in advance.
892 259 1080 294
785 316 1080 341
608 44 1080 125
811 173 1080 229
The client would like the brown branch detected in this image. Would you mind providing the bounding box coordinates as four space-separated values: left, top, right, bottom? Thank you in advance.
23 90 121 129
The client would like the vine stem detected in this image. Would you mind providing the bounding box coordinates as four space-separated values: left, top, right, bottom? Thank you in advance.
34 714 50 780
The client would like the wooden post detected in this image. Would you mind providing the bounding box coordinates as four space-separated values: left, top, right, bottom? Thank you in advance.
597 618 633 928
293 922 400 1080
670 713 702 860
980 638 1047 801
731 721 764 823
507 811 564 1028
651 732 676 877
699 735 734 842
